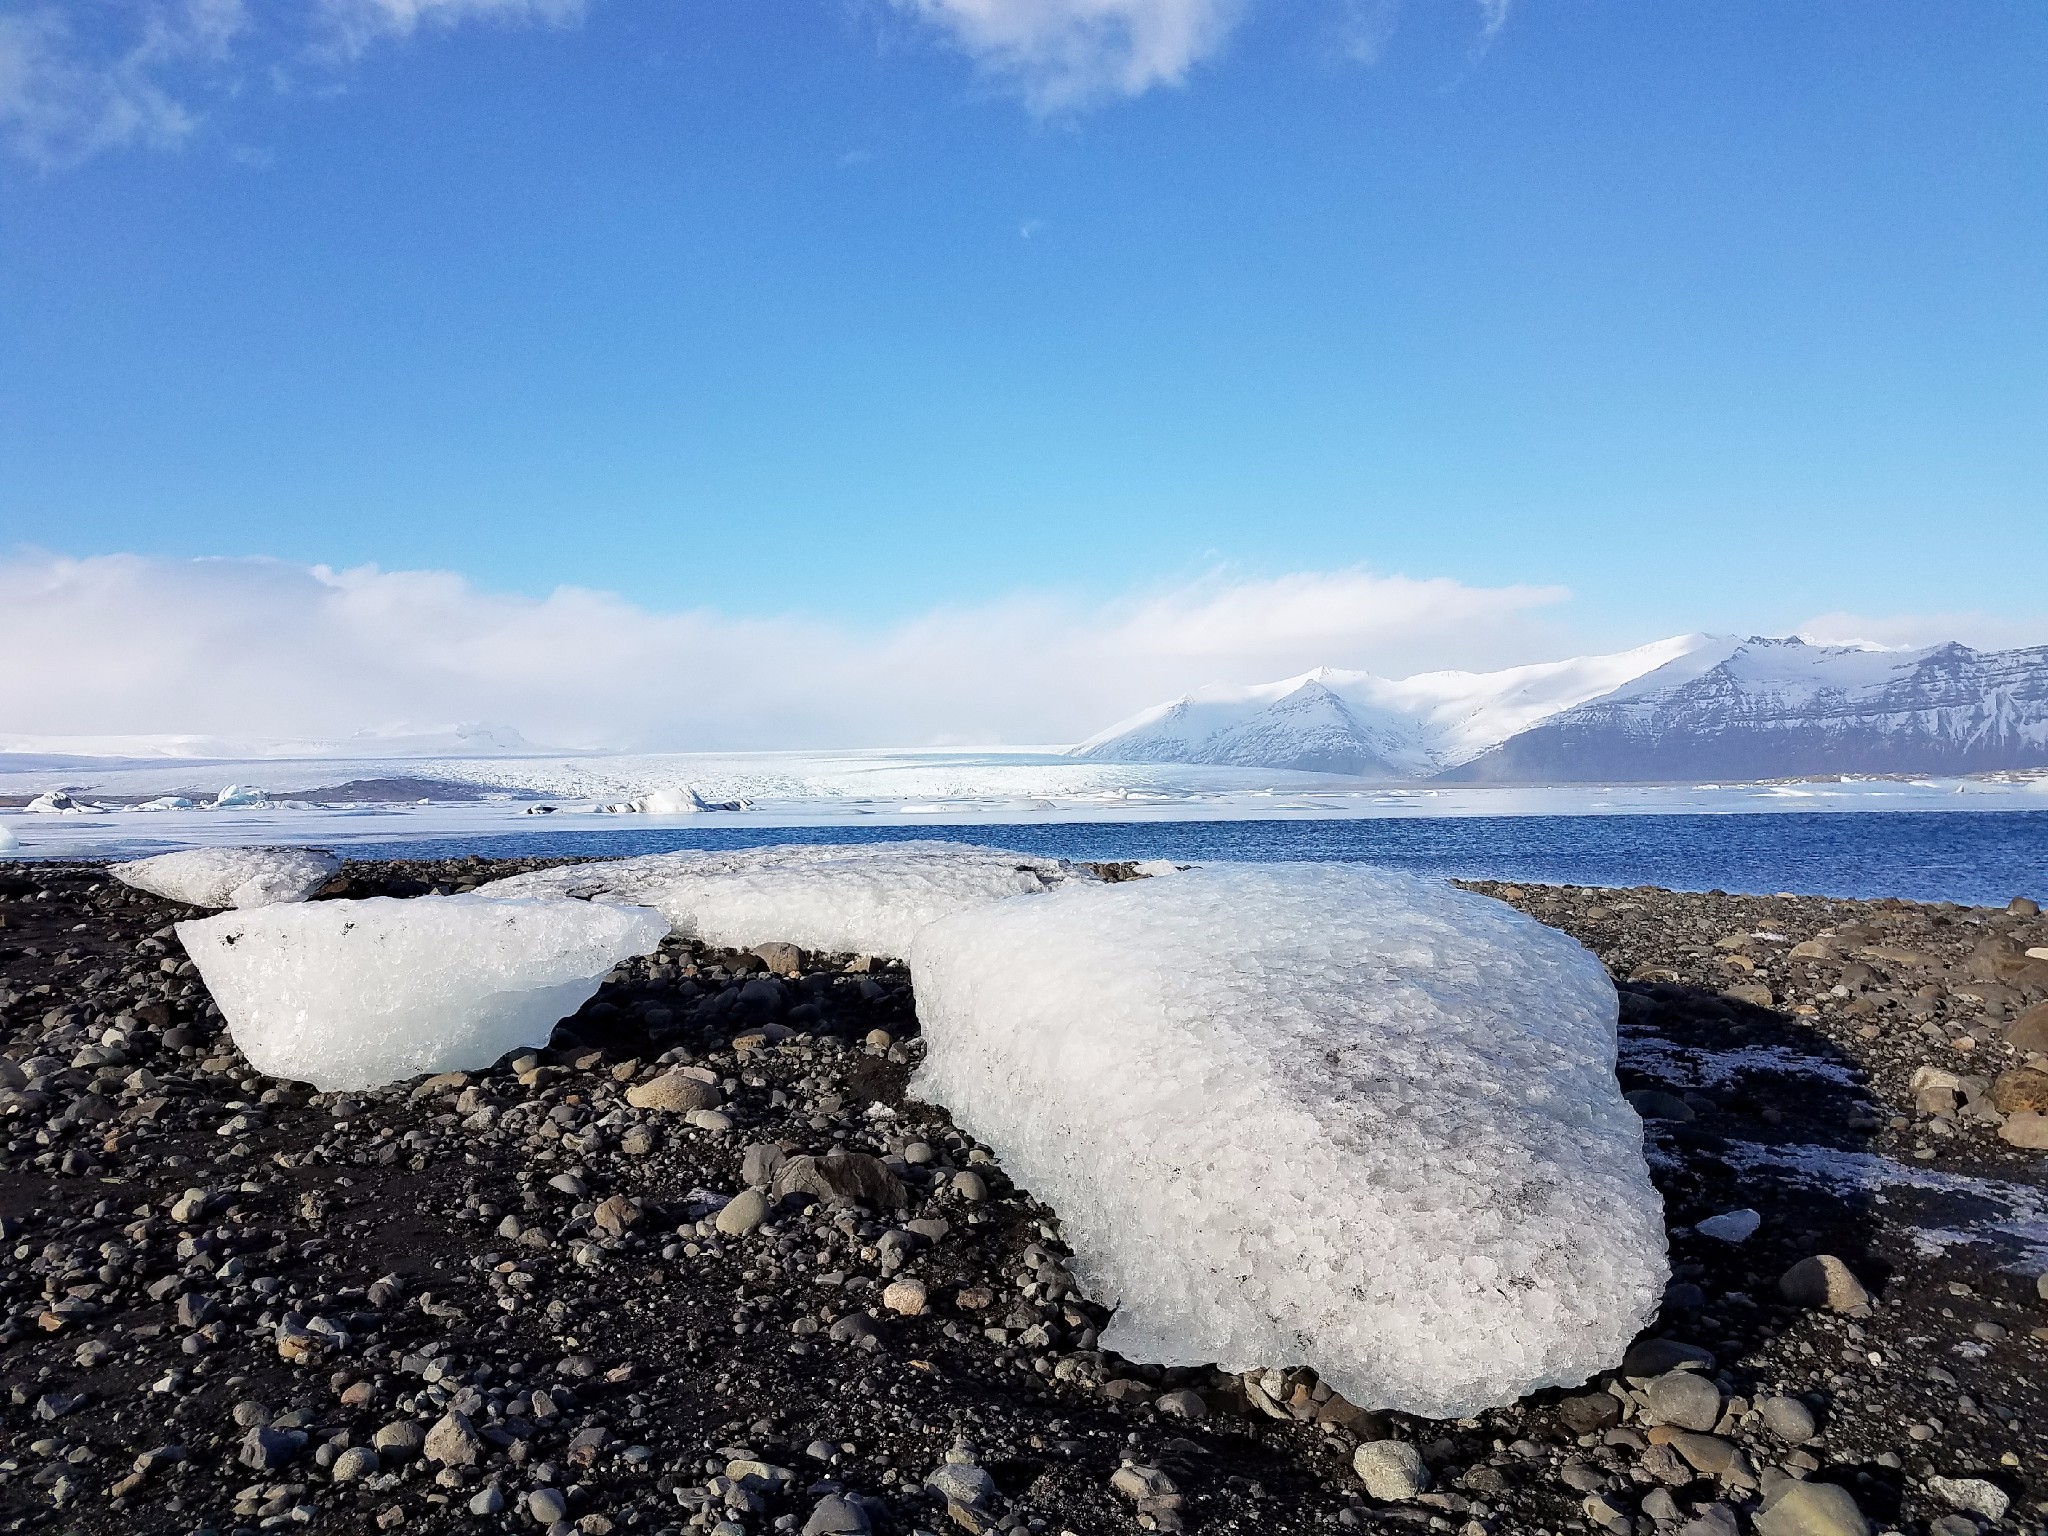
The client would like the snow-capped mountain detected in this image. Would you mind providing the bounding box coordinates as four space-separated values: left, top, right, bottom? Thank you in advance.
1444 636 2048 782
1072 636 2048 783
1071 635 1713 776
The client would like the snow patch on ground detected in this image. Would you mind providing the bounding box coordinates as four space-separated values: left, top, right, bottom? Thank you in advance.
179 897 669 1091
908 863 1668 1418
112 847 341 909
479 841 1085 959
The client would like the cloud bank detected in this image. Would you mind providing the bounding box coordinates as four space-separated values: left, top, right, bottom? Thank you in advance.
0 552 1572 751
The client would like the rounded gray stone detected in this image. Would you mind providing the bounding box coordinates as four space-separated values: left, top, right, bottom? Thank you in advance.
1353 1439 1429 1502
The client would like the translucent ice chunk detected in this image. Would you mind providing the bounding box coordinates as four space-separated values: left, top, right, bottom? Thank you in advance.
908 862 1667 1418
178 896 669 1090
113 847 341 909
480 841 1081 958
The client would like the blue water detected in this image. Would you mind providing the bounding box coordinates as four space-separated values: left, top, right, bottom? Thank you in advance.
345 811 2048 908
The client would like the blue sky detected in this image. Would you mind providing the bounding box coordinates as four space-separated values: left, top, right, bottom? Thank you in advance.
1 0 2045 745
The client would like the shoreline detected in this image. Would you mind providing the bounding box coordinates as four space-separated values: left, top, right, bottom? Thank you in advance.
0 859 2041 1533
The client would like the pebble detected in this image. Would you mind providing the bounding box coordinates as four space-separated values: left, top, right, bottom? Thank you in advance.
1752 1480 1871 1536
1756 1395 1817 1443
1926 1475 2011 1521
716 1187 771 1236
1643 1368 1723 1431
1353 1440 1430 1501
624 1071 722 1112
1778 1254 1870 1313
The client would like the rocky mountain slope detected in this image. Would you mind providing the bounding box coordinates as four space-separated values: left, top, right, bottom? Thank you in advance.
1074 637 2048 784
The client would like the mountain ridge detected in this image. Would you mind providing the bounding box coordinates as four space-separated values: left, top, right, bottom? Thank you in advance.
1071 635 2048 783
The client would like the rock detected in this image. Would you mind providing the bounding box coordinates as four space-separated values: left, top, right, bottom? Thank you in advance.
424 1409 484 1466
1644 1369 1723 1431
1926 1476 2010 1521
1558 1392 1621 1433
1155 1388 1208 1419
1998 1112 2048 1149
1779 1255 1870 1313
1756 1396 1817 1443
2007 1002 2048 1054
1667 1431 1738 1475
742 1142 787 1186
2012 896 2042 916
1354 1440 1430 1502
1623 1338 1715 1380
1695 1208 1760 1243
238 1424 305 1470
1724 982 1774 1008
1627 1089 1696 1122
1677 1506 1742 1536
751 942 805 976
803 1494 873 1536
773 1151 907 1209
716 1188 771 1236
620 1126 657 1156
1991 1067 2048 1114
927 1462 997 1508
331 1445 381 1481
592 1194 641 1235
625 1072 722 1112
829 1310 884 1345
951 1170 989 1201
469 1485 508 1516
527 1487 569 1524
373 1420 426 1459
881 1277 928 1315
1753 1480 1870 1536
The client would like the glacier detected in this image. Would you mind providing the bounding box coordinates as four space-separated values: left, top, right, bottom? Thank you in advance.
909 863 1669 1417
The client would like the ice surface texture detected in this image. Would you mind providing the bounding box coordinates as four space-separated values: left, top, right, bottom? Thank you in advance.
179 897 669 1091
909 863 1668 1418
113 847 342 909
0 821 18 853
480 842 1080 959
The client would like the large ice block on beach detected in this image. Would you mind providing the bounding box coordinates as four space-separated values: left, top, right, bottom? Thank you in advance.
908 862 1667 1418
178 896 669 1090
113 847 341 909
480 841 1081 958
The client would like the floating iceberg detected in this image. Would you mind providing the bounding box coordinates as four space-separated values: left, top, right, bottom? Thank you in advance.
0 821 18 853
479 841 1083 958
211 785 268 808
25 790 102 815
131 796 196 812
112 847 342 909
908 862 1667 1418
179 896 669 1090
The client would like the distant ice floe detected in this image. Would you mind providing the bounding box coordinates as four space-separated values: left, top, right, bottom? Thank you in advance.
112 847 340 910
593 786 752 815
211 785 268 808
180 896 669 1091
0 821 17 854
911 863 1668 1417
479 841 1081 958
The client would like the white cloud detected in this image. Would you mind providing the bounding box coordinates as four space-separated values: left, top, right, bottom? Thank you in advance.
0 551 1575 750
1796 610 2048 655
0 0 243 167
317 0 585 56
891 0 1245 111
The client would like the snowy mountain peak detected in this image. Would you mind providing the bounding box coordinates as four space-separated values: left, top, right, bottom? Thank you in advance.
1074 634 2048 783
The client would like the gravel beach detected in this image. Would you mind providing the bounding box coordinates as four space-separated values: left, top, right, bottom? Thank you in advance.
0 856 2042 1536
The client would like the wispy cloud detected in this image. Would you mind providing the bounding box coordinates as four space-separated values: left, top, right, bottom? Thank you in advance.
0 552 1575 750
893 0 1245 112
1796 610 2048 654
0 0 244 166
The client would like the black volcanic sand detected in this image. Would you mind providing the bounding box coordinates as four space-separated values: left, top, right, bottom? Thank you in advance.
0 857 2042 1536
